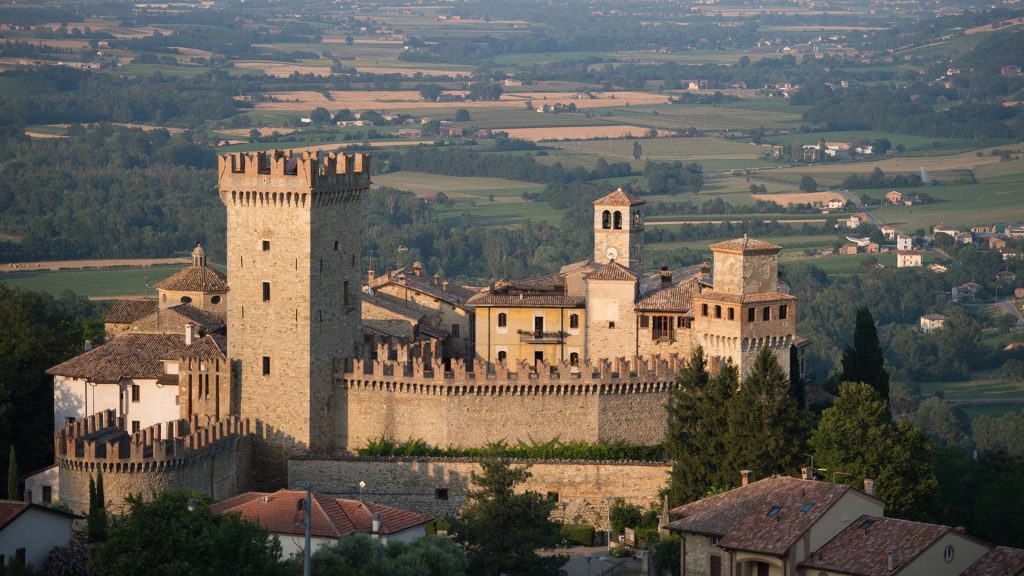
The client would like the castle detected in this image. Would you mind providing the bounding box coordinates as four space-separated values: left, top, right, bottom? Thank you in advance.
32 150 803 525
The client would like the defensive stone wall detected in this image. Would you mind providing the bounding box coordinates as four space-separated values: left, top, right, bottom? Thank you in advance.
56 410 257 513
289 456 670 530
336 348 684 450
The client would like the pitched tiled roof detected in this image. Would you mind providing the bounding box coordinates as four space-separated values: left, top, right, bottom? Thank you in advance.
184 334 227 361
0 500 79 531
155 265 228 293
635 277 698 312
801 516 958 576
105 299 158 324
667 476 792 537
710 237 782 255
46 333 186 383
593 187 645 207
127 304 226 335
211 490 432 538
371 268 475 307
362 292 425 322
587 261 640 282
719 480 853 554
963 546 1024 576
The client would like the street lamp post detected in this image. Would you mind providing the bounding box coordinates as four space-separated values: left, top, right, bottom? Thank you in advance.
297 484 312 576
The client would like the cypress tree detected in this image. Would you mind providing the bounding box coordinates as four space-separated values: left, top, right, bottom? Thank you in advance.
725 346 804 480
88 469 108 543
841 307 890 402
6 445 17 500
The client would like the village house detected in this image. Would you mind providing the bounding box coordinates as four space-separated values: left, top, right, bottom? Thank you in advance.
952 282 983 303
897 234 913 251
211 490 432 559
955 231 975 245
920 313 948 333
0 500 80 570
933 225 957 238
989 237 1009 251
897 250 923 268
826 199 846 211
972 224 997 235
1006 225 1024 239
880 225 897 240
885 190 903 205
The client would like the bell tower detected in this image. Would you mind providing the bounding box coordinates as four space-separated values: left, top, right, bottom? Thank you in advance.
593 188 645 270
218 150 370 452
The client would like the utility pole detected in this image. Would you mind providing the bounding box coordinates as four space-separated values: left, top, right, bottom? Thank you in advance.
302 483 312 576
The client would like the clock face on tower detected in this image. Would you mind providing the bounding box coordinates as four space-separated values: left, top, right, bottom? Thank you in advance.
606 247 619 262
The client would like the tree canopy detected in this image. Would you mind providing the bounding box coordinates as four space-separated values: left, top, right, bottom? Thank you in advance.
840 307 890 401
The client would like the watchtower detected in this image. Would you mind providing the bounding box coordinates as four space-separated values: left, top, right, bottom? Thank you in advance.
692 236 796 378
593 188 645 271
217 150 370 452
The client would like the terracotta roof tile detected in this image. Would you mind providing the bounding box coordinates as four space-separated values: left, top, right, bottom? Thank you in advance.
636 277 698 312
184 334 227 361
212 490 431 538
361 292 425 322
371 268 475 307
0 501 28 531
468 293 586 308
695 291 796 304
587 262 640 282
717 480 851 555
155 265 228 293
105 299 158 324
964 546 1024 576
128 304 226 335
801 516 955 576
593 187 645 207
667 476 792 537
710 237 782 255
46 333 186 383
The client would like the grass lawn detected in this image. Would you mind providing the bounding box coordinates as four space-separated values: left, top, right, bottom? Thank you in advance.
372 171 545 200
919 370 1024 417
0 265 183 298
763 131 983 156
598 102 803 131
785 252 897 275
648 233 838 254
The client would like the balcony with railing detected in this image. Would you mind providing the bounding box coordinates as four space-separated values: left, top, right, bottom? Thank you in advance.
518 329 566 343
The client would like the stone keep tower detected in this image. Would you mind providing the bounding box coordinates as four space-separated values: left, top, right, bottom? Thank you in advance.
692 237 797 378
593 188 645 270
218 150 370 452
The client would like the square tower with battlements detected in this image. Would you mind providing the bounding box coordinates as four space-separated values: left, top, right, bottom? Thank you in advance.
692 236 797 378
218 150 370 452
593 188 645 271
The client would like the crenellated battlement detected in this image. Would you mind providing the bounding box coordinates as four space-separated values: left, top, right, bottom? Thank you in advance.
337 352 685 397
55 409 257 473
217 150 371 199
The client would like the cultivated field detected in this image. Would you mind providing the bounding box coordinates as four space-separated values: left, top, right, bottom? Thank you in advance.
501 126 672 141
0 265 183 298
372 172 544 200
752 191 845 206
0 257 189 273
251 90 671 112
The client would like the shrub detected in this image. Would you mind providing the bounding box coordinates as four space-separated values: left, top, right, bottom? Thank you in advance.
609 546 632 558
560 524 595 547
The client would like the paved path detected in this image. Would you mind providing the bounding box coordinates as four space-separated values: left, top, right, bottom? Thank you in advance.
995 299 1024 331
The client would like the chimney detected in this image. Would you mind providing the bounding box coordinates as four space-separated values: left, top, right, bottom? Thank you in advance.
801 466 812 481
433 273 440 286
367 269 376 283
371 511 381 534
888 549 900 571
740 470 752 487
185 323 196 346
83 340 93 352
442 280 449 292
413 261 423 276
660 266 672 288
700 261 711 275
385 267 393 280
863 478 875 496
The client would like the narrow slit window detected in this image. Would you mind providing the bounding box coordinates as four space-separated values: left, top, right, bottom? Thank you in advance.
262 282 271 301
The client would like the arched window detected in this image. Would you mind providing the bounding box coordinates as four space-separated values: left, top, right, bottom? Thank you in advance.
601 210 611 229
497 313 507 328
613 211 623 229
569 314 579 329
497 350 507 363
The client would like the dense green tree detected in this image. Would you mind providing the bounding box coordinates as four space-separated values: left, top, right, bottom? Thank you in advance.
810 382 939 521
913 397 970 449
310 106 331 125
89 491 284 576
294 533 467 576
450 459 566 576
841 307 890 401
726 347 804 479
973 410 1024 457
633 141 642 160
664 347 737 505
454 108 471 122
798 175 817 192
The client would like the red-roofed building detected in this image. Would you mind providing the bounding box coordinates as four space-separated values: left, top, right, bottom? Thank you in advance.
0 500 79 570
211 489 432 558
667 472 883 576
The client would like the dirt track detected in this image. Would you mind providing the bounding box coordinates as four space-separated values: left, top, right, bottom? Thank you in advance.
0 257 189 273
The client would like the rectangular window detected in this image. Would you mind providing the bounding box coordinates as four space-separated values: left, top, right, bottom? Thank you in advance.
547 491 560 503
702 303 709 317
748 308 756 322
570 352 579 366
677 316 685 328
763 307 771 321
497 312 507 328
334 240 339 251
534 316 544 332
451 324 460 337
608 321 616 329
262 240 270 251
497 350 507 363
534 351 544 364
262 282 271 302
710 557 722 576
131 384 140 403
344 281 351 306
639 315 649 328
714 305 722 319
570 314 579 329
262 356 271 375
653 316 672 341
779 304 789 320
434 488 449 501
131 420 140 434
16 549 26 565
728 308 735 321
42 485 52 503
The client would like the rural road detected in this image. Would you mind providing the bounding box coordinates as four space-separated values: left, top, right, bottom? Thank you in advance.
996 299 1024 331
